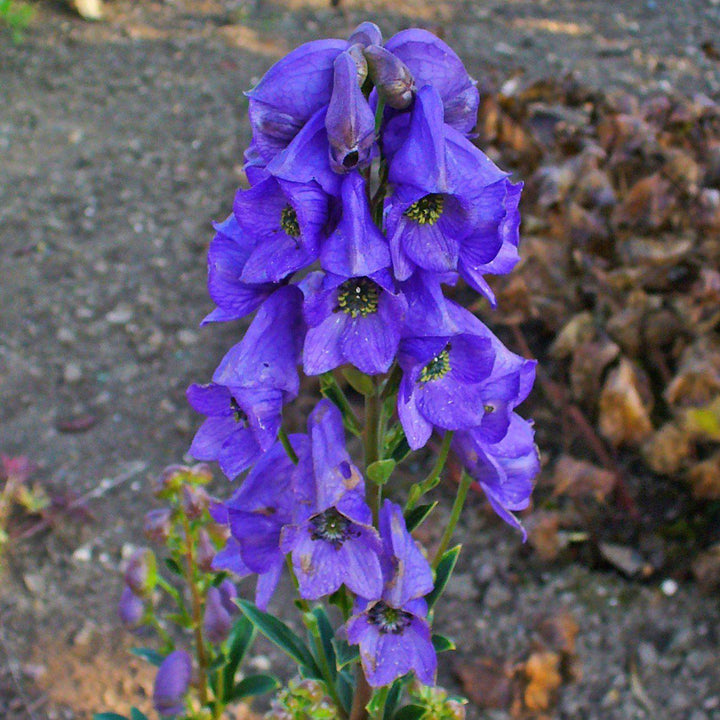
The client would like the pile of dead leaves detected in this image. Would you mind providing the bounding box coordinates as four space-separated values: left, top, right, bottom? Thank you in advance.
467 74 720 580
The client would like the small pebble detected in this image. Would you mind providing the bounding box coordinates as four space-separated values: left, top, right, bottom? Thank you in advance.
661 578 678 596
249 655 271 672
72 545 93 562
105 303 133 324
63 362 82 383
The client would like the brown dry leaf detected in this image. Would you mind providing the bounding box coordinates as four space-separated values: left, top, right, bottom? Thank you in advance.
569 339 620 404
522 651 563 713
455 657 514 709
662 148 701 194
666 338 720 407
549 312 595 359
692 543 720 591
611 173 675 232
552 455 616 502
640 422 693 475
527 511 562 562
599 359 654 447
535 611 579 657
685 452 720 500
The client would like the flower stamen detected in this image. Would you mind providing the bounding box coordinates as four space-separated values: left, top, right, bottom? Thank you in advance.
367 601 413 635
419 348 451 383
336 277 380 318
281 205 301 238
404 193 445 226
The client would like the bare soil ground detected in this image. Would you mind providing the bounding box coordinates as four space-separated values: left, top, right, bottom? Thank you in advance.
1 0 720 718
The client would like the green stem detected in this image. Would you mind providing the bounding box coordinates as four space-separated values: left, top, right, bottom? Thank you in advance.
432 471 472 569
373 97 386 135
213 667 225 720
278 426 299 465
321 371 362 436
405 431 454 512
364 384 381 524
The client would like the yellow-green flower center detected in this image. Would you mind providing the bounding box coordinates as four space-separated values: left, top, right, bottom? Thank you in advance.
419 348 451 383
404 193 445 226
230 397 247 424
368 601 413 635
281 205 301 237
336 277 380 318
310 508 353 548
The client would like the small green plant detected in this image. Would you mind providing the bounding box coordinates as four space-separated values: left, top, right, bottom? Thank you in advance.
0 0 35 43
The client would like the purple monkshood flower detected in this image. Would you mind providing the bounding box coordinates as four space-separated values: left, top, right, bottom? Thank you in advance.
233 176 329 283
398 304 535 450
212 284 305 398
345 501 436 687
453 413 539 538
203 580 239 644
202 214 276 325
385 85 521 287
302 267 407 376
153 650 192 717
280 400 383 600
186 381 283 479
325 51 377 174
246 39 347 163
118 585 145 629
212 435 308 609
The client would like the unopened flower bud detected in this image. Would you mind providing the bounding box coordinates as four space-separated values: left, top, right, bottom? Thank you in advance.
181 485 209 519
154 464 189 499
346 43 368 85
189 462 213 485
143 508 172 544
347 21 382 48
364 45 415 110
446 700 466 720
124 548 157 597
195 528 216 572
217 578 239 616
118 585 145 629
203 586 233 644
153 650 192 717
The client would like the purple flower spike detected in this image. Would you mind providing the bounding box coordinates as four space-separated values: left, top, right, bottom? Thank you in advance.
212 285 305 398
302 268 407 376
202 214 276 325
233 176 329 284
454 413 539 538
187 381 283 480
325 51 377 174
345 501 436 687
153 650 192 717
215 435 308 609
320 172 390 277
246 39 347 162
280 400 383 600
384 28 479 135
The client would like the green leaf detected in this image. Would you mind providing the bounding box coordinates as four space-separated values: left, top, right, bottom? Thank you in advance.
383 678 405 720
164 557 183 576
237 600 321 676
390 436 411 464
367 459 396 486
431 633 456 653
319 374 361 436
337 668 354 713
404 502 437 532
311 606 337 681
342 366 375 396
222 614 255 696
332 638 359 669
130 709 149 720
130 647 164 667
393 704 426 720
93 714 128 720
426 544 462 610
227 674 279 701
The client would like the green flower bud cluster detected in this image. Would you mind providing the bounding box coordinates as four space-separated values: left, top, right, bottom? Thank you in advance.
266 679 341 720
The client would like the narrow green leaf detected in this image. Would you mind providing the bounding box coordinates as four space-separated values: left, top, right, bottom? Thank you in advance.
319 374 361 436
404 502 437 532
311 606 337 681
237 600 320 676
130 709 150 720
393 704 426 720
222 614 255 696
426 544 462 610
431 633 456 653
93 714 128 720
332 638 360 669
336 668 354 713
383 679 404 720
342 366 375 396
227 674 280 701
130 647 164 667
164 557 183 576
367 459 396 486
390 436 411 464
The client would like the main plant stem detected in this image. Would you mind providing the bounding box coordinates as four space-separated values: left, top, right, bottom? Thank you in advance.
433 471 472 569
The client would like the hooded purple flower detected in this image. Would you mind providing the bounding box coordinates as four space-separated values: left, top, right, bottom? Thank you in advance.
202 214 276 325
233 176 329 283
385 85 520 284
325 51 377 174
383 29 479 136
302 268 406 376
203 579 239 644
345 501 436 687
212 435 308 609
186 381 283 479
280 401 382 600
153 650 192 717
212 285 305 399
118 585 145 629
246 39 347 163
453 413 539 538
